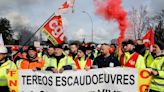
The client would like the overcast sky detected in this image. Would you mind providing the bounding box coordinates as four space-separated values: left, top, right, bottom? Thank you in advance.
0 0 164 43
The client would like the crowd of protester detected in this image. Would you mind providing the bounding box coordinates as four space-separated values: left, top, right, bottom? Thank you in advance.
0 39 164 92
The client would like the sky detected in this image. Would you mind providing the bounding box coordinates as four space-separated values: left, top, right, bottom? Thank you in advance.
0 0 164 43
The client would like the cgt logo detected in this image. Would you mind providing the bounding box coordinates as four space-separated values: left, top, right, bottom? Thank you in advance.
49 19 64 41
139 69 151 92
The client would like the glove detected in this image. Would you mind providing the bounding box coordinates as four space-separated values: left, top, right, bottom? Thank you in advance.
63 65 72 70
36 67 41 70
45 66 55 71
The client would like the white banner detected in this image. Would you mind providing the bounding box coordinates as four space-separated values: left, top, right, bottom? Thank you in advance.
17 68 138 92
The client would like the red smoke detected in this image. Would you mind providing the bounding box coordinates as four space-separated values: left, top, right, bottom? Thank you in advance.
94 0 128 46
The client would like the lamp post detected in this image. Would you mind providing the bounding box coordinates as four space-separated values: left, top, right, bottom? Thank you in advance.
82 11 94 42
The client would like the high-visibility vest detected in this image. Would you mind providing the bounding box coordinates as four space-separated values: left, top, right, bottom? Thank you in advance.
19 57 44 69
0 60 17 86
57 55 75 70
120 52 139 68
38 52 46 60
143 50 154 68
120 52 146 68
149 55 164 91
42 56 57 70
74 58 92 70
16 59 23 69
43 55 75 70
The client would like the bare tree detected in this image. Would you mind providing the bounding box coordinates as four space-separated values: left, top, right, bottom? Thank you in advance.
0 17 14 44
127 5 151 40
154 10 164 43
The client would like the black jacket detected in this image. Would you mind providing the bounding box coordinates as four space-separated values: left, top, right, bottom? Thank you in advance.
93 55 120 68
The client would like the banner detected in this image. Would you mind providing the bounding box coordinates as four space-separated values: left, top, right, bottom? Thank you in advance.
41 15 64 45
8 70 19 92
8 68 152 92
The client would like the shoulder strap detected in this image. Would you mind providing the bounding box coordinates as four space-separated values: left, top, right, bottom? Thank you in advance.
16 59 22 68
74 59 81 69
9 60 13 69
145 52 150 68
120 54 125 66
85 58 92 67
65 55 68 65
49 58 53 66
124 52 139 68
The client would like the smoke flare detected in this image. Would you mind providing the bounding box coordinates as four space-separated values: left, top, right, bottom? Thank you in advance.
94 0 128 46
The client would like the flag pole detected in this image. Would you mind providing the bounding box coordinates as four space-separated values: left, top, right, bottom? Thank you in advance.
24 0 76 45
72 0 76 13
25 11 56 45
12 11 57 57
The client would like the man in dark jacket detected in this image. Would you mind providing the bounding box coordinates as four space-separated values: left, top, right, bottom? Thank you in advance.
69 42 79 60
93 43 120 68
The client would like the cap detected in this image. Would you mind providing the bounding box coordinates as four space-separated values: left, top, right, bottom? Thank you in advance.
126 39 135 45
55 44 63 49
27 46 37 51
78 46 86 53
122 39 134 46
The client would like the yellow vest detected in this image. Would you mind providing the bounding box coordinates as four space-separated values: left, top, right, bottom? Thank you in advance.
75 58 93 70
43 55 75 70
120 52 146 69
38 52 47 60
0 60 17 86
143 50 154 68
43 56 57 70
150 55 164 91
16 59 23 69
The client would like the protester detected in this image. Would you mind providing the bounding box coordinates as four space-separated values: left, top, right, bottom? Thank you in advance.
74 46 92 70
135 39 154 68
149 42 164 92
0 45 17 92
21 50 27 59
37 47 47 60
69 42 79 60
17 46 45 70
63 43 70 55
86 45 95 60
120 39 146 68
90 43 99 59
43 46 57 72
93 43 120 68
54 44 75 73
96 44 101 57
109 44 117 57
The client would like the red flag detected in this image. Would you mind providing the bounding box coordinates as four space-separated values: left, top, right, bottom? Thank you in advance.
142 28 154 51
57 0 75 15
11 45 19 51
42 15 64 45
